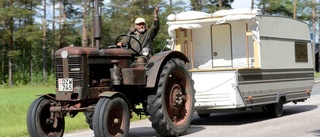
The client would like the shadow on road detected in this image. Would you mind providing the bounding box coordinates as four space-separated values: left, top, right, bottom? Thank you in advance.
309 129 320 136
191 104 317 126
127 104 317 137
129 126 205 137
129 127 160 137
283 105 318 115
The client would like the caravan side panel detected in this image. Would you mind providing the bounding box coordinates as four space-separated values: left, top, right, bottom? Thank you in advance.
235 16 314 106
257 16 310 41
237 69 313 106
257 16 313 69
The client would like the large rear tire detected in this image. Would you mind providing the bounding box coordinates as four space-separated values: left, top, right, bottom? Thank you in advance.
93 97 130 137
27 97 65 137
147 58 195 136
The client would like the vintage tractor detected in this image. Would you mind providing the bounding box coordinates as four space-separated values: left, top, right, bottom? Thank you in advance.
26 0 195 137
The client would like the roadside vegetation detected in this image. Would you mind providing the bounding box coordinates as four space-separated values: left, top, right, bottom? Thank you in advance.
315 72 320 78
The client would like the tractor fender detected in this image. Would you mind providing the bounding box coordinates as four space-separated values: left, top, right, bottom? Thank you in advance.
98 92 132 109
39 94 56 100
145 50 189 88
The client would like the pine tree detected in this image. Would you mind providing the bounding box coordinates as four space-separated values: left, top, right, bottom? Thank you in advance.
0 0 37 86
190 0 234 12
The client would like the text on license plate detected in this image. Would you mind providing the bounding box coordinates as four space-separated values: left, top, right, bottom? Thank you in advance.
58 78 73 91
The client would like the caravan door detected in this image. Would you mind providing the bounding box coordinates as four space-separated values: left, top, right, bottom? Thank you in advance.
211 24 232 68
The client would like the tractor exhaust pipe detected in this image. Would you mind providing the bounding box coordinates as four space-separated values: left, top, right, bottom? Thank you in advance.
94 0 101 49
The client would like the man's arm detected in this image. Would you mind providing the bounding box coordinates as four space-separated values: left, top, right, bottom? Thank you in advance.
149 6 160 39
117 36 129 46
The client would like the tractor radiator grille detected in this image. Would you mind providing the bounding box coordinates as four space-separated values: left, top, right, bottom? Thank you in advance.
55 57 83 88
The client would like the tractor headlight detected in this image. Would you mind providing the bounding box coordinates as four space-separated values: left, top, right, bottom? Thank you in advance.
61 50 68 58
141 48 150 56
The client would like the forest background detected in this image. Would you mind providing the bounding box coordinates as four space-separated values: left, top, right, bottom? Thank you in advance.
0 0 318 87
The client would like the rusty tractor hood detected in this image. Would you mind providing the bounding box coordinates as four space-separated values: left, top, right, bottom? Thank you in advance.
55 46 132 57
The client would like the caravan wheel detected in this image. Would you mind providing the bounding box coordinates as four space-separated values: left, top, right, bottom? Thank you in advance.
269 99 284 117
263 99 284 117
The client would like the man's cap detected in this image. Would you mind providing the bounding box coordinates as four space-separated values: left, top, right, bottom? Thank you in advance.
135 17 146 24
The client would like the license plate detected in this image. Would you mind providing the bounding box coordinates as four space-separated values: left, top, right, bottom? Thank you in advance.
58 78 73 91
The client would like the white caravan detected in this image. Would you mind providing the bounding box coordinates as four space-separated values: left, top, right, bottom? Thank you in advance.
166 9 314 117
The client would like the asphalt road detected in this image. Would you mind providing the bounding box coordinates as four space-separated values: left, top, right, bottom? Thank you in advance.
64 84 320 137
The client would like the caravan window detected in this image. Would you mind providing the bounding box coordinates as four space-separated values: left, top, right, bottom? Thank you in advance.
295 42 308 62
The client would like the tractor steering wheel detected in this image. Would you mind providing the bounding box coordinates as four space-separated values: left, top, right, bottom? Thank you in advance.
115 34 142 54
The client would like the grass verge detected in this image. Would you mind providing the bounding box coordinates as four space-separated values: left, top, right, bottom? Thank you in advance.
0 85 147 137
315 72 320 78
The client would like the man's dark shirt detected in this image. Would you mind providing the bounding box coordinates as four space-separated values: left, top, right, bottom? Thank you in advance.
121 18 159 54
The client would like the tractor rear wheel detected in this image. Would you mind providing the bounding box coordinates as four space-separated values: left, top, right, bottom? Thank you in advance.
93 97 130 137
27 97 65 137
147 58 195 136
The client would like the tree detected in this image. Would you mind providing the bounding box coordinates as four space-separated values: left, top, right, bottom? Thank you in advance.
257 0 293 17
82 0 89 47
1 0 15 86
56 0 82 47
190 0 234 12
0 0 34 86
51 0 56 71
43 0 47 82
257 0 316 36
13 0 41 84
190 0 206 11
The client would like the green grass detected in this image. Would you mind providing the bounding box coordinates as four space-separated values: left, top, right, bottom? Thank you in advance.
315 72 320 78
0 85 147 137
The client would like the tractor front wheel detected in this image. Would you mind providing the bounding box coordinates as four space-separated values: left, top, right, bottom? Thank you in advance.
147 58 195 136
93 97 130 137
27 97 65 137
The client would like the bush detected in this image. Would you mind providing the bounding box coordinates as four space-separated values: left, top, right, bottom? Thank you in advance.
3 71 56 87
